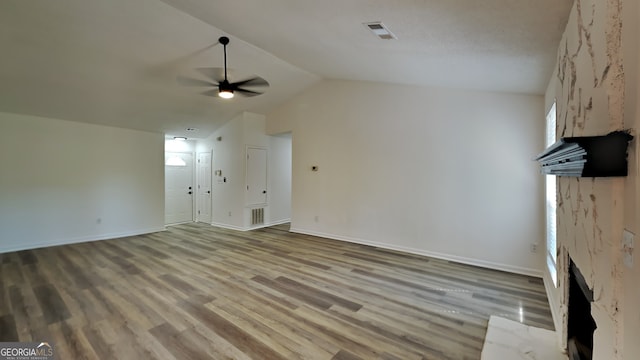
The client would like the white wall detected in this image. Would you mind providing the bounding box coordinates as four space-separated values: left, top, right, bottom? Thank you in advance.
165 138 196 153
269 133 292 223
197 113 246 229
0 112 165 253
268 80 545 276
196 112 292 230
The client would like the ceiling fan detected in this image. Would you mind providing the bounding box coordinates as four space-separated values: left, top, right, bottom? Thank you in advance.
177 36 269 99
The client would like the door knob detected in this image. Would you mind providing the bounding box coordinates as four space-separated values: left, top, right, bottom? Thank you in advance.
262 190 267 194
188 191 192 194
207 191 211 194
188 186 192 190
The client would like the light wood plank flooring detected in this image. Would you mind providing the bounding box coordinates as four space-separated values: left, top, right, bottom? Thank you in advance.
0 223 554 359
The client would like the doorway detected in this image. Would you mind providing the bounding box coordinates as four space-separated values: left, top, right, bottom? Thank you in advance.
165 152 194 224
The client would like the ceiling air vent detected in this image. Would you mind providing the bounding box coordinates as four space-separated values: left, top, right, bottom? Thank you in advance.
364 22 396 40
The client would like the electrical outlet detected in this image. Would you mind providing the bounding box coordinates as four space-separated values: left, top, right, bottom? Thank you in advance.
530 243 538 253
623 229 634 268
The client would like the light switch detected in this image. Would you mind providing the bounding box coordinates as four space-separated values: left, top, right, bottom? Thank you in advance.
623 229 634 268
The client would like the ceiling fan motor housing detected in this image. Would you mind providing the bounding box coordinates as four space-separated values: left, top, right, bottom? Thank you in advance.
218 80 233 93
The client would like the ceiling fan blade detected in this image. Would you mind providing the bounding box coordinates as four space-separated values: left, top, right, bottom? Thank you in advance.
177 75 216 87
236 88 263 97
231 76 269 88
196 67 226 83
201 89 220 97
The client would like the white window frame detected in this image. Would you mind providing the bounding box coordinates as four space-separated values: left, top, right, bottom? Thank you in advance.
546 102 558 287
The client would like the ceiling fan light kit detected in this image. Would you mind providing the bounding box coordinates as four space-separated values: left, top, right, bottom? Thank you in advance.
218 90 234 99
177 36 269 100
218 81 234 99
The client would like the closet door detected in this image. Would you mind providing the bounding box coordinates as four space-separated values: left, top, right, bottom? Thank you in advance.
246 147 267 205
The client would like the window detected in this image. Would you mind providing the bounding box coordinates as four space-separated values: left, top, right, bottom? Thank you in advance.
546 103 558 286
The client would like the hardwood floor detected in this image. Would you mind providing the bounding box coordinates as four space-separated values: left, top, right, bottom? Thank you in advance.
0 223 554 359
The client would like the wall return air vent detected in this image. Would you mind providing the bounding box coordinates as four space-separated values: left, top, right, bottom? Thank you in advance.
535 131 633 177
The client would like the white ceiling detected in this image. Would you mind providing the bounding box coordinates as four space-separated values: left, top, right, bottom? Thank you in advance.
0 0 572 139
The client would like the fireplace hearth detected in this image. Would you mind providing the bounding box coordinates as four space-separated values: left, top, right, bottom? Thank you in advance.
567 260 596 360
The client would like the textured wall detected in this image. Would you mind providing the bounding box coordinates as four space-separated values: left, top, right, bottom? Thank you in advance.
548 0 638 358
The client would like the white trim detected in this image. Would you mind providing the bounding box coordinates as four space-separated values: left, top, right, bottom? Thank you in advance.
164 151 196 224
545 103 558 286
290 227 543 278
246 219 291 231
268 218 291 226
211 218 290 232
211 222 246 231
245 145 268 207
0 227 166 254
196 150 213 224
543 270 563 345
165 220 194 226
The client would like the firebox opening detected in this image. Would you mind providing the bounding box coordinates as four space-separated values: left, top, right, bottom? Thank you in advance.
568 260 596 360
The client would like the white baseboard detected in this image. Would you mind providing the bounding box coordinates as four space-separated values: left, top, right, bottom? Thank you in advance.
211 218 291 232
0 226 167 254
290 227 543 278
267 218 291 226
210 222 246 231
166 220 195 226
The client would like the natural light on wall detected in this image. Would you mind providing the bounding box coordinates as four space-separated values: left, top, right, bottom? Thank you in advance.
546 103 558 287
165 155 187 166
165 138 192 153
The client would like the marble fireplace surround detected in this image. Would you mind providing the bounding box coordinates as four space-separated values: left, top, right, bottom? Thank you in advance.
545 0 637 359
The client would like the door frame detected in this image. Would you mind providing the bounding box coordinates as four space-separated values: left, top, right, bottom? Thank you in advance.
196 150 213 223
164 151 196 225
245 145 268 207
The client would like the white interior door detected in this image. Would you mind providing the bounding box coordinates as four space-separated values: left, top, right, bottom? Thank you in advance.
246 147 267 205
197 151 212 223
165 152 194 225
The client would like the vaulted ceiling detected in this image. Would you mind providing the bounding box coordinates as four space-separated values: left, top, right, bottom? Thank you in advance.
0 0 573 138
